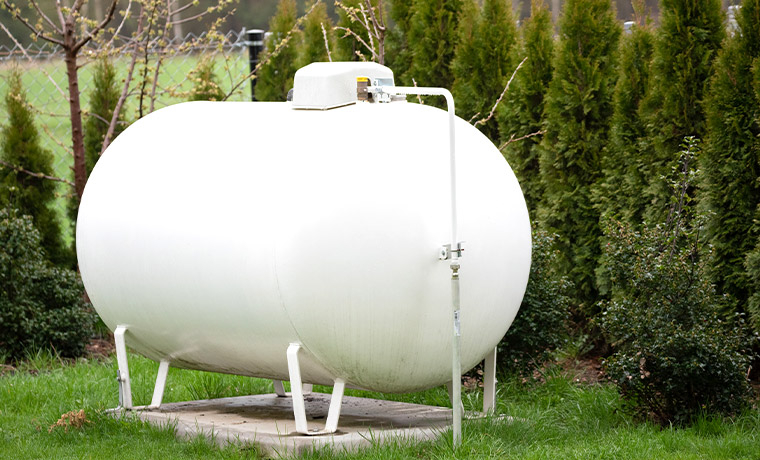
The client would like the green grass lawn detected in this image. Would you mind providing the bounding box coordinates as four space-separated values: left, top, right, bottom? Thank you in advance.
1 351 758 459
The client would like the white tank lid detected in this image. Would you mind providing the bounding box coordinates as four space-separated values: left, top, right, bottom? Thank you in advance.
291 62 394 110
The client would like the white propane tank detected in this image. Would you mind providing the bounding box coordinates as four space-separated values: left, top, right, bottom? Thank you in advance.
77 62 531 394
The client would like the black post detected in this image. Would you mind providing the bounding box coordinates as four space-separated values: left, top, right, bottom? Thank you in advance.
246 29 265 101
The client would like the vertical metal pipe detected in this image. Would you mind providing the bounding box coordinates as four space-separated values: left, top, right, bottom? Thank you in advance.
364 85 462 448
451 261 462 447
246 29 265 101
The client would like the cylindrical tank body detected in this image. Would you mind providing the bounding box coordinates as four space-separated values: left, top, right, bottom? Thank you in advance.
77 100 531 393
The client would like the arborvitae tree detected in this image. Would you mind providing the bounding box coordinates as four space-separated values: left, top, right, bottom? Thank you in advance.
497 0 554 215
451 0 480 117
187 58 226 102
747 58 760 331
84 58 125 178
639 0 724 223
255 0 299 102
452 0 518 142
298 1 334 67
385 0 415 84
537 0 620 308
407 0 463 95
333 0 379 62
69 57 127 244
702 0 760 311
0 70 68 266
595 12 654 226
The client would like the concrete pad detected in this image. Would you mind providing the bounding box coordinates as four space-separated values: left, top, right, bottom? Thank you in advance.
127 393 453 457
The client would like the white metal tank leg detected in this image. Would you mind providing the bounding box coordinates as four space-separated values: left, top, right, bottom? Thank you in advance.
483 347 497 414
114 326 132 409
149 360 171 409
324 378 345 433
286 343 309 434
273 380 286 397
303 383 313 394
286 343 346 435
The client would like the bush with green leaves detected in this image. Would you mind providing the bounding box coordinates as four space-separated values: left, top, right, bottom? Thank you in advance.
598 138 755 425
498 228 572 374
0 207 94 361
0 69 69 267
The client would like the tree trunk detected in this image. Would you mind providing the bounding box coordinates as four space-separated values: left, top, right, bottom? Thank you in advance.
64 48 86 201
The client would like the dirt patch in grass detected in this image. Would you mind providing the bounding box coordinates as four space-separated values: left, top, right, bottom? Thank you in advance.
85 337 115 360
0 364 16 376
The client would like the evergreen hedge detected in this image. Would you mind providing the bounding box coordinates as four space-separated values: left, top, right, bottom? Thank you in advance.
701 0 760 313
498 0 554 215
639 0 724 223
452 0 518 142
596 18 654 228
538 0 620 309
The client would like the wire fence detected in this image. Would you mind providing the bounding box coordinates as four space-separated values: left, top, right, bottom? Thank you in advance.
0 29 253 241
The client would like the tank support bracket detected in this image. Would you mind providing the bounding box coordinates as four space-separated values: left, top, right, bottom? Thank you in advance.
114 325 132 410
272 380 313 397
483 347 497 414
286 343 345 435
149 360 171 409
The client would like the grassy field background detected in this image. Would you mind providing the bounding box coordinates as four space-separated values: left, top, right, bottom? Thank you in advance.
1 350 759 459
0 48 251 244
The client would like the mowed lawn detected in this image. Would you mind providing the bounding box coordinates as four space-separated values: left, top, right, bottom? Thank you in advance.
0 50 250 243
1 351 759 459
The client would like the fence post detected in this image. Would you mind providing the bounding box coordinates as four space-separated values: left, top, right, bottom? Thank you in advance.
246 29 265 101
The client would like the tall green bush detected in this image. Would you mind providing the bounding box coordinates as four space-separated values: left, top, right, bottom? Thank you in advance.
0 69 68 266
537 0 620 308
83 58 125 178
298 0 334 67
599 138 755 425
187 58 226 102
701 0 760 310
333 0 379 62
0 208 94 361
255 0 299 102
498 228 572 374
452 0 518 142
385 0 415 84
407 0 463 97
639 0 724 223
498 0 554 215
596 15 654 227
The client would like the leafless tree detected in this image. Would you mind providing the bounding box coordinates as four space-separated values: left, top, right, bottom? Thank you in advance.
335 0 386 64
